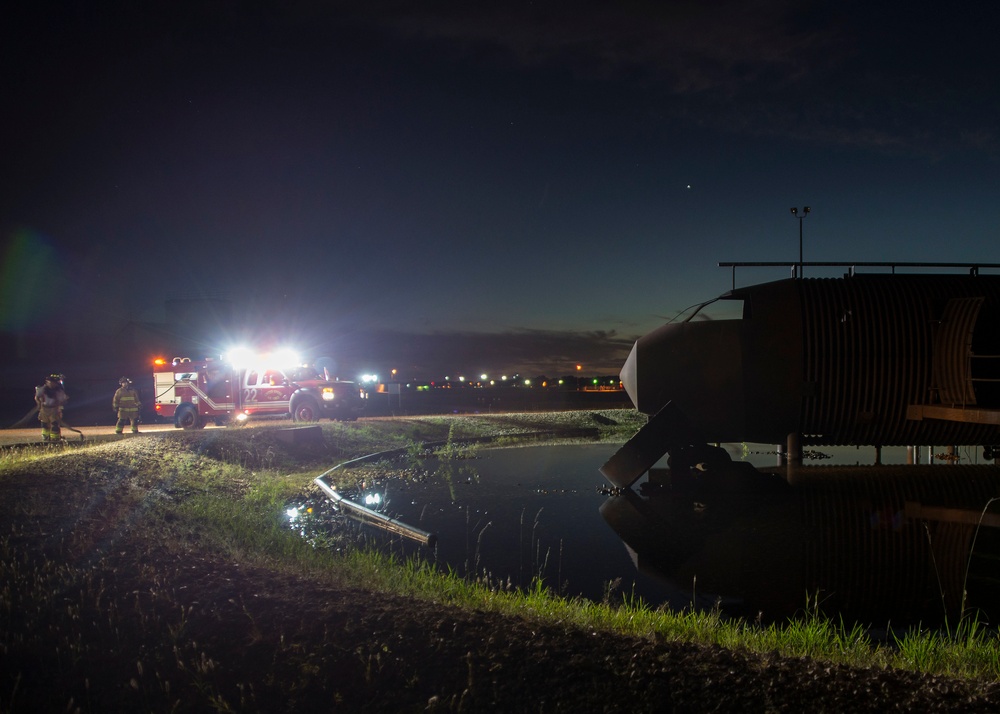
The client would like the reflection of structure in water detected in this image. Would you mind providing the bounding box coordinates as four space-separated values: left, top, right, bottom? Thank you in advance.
600 461 1000 627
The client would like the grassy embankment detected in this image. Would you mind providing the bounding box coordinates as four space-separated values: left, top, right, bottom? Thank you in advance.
2 408 1000 708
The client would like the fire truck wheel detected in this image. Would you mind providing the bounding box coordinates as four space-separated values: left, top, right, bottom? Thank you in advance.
176 405 204 430
291 398 321 422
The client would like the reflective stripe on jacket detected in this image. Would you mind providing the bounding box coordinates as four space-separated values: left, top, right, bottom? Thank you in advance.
113 387 141 413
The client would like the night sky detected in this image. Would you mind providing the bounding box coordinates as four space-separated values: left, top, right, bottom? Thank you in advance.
3 2 1000 380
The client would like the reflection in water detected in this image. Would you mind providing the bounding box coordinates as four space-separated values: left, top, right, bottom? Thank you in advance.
296 443 1000 628
601 461 1000 627
325 444 678 603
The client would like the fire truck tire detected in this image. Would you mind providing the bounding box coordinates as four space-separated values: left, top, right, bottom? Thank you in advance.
176 405 204 430
291 397 321 422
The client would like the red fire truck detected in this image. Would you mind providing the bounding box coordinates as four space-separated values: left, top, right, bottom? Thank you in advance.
153 354 365 428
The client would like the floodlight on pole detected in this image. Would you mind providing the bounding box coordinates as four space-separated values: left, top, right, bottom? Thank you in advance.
790 206 811 277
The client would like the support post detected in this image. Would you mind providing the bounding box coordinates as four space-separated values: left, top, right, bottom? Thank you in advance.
786 432 802 465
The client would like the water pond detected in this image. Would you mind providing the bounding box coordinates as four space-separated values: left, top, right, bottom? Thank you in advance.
318 443 678 605
292 441 1000 628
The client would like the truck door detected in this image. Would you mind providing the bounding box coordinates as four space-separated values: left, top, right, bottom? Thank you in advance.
242 369 261 411
260 369 290 403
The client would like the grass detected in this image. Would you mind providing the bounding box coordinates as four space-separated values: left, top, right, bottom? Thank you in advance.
335 549 1000 679
2 408 1000 711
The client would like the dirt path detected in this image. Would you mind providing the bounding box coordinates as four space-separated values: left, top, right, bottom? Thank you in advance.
0 422 206 446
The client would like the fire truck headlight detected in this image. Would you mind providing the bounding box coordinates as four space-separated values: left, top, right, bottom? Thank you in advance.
322 388 335 401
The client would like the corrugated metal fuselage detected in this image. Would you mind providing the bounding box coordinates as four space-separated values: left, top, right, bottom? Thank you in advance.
622 275 1000 447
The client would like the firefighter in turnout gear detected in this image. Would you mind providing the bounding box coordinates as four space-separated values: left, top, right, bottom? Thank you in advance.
113 376 142 434
35 374 68 441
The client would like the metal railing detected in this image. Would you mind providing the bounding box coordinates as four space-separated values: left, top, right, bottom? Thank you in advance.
719 262 1000 290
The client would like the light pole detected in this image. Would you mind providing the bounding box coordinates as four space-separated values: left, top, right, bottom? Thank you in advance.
790 206 810 277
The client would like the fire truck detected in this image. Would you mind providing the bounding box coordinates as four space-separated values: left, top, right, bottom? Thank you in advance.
152 355 365 428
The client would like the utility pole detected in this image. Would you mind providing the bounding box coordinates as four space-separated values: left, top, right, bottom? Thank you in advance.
790 206 810 277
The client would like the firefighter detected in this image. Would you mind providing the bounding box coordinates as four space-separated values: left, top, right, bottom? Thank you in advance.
113 376 142 434
35 373 68 441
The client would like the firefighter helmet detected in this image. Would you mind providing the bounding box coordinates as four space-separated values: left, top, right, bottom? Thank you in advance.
119 376 131 385
46 373 64 383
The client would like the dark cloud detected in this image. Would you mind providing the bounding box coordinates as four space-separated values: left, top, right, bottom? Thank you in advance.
350 1 999 156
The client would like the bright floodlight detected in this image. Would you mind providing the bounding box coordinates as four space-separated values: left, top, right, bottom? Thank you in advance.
272 348 301 368
225 345 253 369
